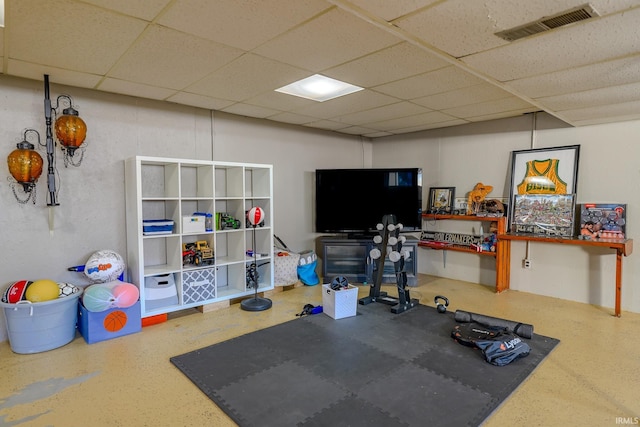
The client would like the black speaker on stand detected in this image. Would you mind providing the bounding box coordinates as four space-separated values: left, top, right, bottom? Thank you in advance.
241 207 272 312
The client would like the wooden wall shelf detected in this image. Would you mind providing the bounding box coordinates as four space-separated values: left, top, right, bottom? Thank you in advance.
421 215 633 317
500 233 633 317
420 214 510 293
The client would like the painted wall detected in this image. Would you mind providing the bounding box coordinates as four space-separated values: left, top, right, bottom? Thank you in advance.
373 113 639 314
1 74 637 345
0 75 370 342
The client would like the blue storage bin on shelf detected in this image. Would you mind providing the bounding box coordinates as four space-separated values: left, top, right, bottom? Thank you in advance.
77 301 142 344
142 219 174 235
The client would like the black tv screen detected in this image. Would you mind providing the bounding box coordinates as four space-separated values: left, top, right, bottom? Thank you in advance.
315 168 422 234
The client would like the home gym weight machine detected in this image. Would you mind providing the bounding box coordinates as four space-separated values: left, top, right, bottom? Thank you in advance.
359 214 419 314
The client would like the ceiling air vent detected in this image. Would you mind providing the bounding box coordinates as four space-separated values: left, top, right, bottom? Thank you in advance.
495 4 599 42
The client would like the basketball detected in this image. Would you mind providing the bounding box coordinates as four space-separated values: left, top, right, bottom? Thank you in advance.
104 310 128 332
25 279 60 302
2 280 32 303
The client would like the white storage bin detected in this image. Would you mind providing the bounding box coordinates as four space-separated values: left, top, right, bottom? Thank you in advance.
322 284 358 319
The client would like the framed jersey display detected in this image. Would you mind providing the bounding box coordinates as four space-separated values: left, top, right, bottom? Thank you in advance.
508 145 580 232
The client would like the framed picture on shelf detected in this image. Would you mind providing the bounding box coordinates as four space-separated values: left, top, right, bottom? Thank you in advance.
508 145 580 230
427 187 455 213
512 194 575 236
453 197 468 215
579 203 626 240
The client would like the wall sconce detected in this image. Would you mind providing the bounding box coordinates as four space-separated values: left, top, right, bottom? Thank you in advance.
44 75 87 170
43 74 88 207
7 129 44 204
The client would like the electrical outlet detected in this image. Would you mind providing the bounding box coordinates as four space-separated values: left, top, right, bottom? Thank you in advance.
523 259 532 269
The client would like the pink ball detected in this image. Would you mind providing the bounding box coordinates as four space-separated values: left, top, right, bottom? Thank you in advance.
247 207 265 226
112 282 139 308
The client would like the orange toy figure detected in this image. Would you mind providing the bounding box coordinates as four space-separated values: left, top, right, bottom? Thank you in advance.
467 183 493 215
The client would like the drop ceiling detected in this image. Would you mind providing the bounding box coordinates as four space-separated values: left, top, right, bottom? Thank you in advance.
2 0 639 139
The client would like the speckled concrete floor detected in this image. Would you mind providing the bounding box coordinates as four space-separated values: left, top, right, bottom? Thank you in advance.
0 275 638 426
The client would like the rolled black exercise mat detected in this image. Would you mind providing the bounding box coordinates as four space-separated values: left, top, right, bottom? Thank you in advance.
454 310 534 339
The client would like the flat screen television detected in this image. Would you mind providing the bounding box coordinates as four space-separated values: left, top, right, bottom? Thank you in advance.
315 168 422 234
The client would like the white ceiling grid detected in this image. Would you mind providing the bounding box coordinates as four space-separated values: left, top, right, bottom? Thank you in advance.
1 0 639 138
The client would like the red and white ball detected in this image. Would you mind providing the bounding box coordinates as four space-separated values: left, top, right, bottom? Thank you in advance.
2 280 33 303
247 207 265 226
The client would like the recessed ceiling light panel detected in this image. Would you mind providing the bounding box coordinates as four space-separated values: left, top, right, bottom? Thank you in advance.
275 74 363 102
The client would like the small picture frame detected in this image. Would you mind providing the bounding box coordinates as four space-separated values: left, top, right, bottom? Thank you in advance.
453 197 469 215
427 187 455 213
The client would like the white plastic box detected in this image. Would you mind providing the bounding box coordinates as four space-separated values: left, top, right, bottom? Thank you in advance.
182 216 206 233
322 284 358 319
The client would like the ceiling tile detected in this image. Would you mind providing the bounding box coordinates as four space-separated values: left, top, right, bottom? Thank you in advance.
158 0 331 51
324 42 449 88
373 66 484 99
222 103 281 119
443 97 536 119
466 108 538 123
81 0 171 21
536 82 640 111
334 101 431 125
392 118 469 134
303 120 352 131
336 125 382 135
7 60 103 89
557 100 640 123
167 92 235 111
253 7 400 71
268 112 318 125
365 110 459 131
245 91 316 111
98 78 177 100
362 130 394 138
393 0 634 58
462 7 640 81
412 83 513 110
340 0 439 21
507 55 640 98
185 54 310 102
7 0 147 74
295 89 399 119
109 25 244 90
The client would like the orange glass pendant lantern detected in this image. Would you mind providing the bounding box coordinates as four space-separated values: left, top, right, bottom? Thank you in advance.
7 129 44 204
55 104 87 157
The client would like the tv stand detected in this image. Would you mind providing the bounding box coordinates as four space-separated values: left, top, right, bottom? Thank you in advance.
319 235 418 286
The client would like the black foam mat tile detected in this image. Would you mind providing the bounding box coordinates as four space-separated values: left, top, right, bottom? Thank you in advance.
170 303 559 427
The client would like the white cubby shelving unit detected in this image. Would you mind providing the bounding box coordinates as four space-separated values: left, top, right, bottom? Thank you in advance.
125 156 274 317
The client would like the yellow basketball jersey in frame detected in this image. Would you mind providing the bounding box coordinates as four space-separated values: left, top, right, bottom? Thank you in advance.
516 158 567 194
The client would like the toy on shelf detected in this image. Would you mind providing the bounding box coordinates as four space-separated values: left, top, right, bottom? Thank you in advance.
467 183 493 215
481 221 499 252
182 241 215 266
215 213 241 230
